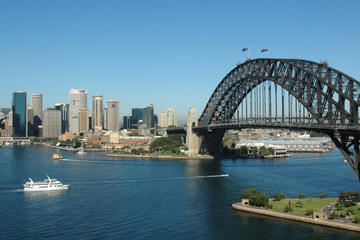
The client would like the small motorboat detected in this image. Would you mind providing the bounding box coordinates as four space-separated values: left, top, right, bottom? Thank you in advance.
52 153 63 160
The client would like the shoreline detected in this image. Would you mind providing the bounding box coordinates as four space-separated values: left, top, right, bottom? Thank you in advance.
232 202 360 232
106 153 214 160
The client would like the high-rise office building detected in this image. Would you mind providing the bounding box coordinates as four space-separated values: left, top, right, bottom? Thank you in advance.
12 91 28 137
107 100 119 131
27 106 34 125
92 94 103 132
159 108 178 127
103 106 108 130
131 104 154 128
69 89 87 135
32 93 43 124
123 116 132 129
79 108 89 134
42 109 61 138
55 103 68 134
27 106 34 136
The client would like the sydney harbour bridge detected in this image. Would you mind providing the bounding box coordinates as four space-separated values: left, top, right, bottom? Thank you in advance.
168 58 360 179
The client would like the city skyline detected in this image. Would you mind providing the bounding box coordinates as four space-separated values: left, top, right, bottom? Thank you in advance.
1 1 359 122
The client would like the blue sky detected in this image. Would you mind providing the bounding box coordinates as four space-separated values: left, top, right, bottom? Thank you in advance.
1 0 359 123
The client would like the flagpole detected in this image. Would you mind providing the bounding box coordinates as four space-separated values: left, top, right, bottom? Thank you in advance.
248 46 250 59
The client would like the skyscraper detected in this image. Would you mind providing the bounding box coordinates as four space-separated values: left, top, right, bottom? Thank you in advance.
131 104 154 128
123 116 132 129
42 108 61 138
32 93 43 124
103 106 108 130
55 103 68 134
12 91 28 137
92 94 103 132
79 108 89 134
107 99 119 131
27 106 34 136
69 89 87 135
27 106 34 125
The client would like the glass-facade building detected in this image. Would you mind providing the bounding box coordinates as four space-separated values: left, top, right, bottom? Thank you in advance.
12 91 28 137
131 105 154 129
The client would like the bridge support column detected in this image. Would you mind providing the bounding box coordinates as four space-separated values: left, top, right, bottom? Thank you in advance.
329 133 360 180
186 107 200 155
199 130 226 156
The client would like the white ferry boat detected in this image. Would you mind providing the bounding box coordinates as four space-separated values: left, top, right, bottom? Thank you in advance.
23 176 69 192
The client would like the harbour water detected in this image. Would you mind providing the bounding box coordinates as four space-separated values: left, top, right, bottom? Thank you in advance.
1 145 360 239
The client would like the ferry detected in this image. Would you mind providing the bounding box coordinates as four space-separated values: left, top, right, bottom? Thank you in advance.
23 176 69 192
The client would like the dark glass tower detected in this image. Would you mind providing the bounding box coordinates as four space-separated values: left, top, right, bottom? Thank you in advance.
12 91 28 137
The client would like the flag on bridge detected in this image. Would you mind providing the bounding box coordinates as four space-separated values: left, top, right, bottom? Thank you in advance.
261 48 269 52
242 47 249 52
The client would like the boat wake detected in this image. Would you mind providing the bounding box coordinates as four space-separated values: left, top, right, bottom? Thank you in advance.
61 158 114 164
0 189 24 194
72 174 230 185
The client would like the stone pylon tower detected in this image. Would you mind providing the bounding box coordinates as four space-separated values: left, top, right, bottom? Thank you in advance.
186 107 199 155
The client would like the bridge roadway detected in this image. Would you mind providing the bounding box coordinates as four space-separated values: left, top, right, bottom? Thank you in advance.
167 122 360 136
194 122 360 135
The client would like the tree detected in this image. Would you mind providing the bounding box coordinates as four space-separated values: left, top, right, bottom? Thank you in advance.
299 193 306 199
240 189 262 199
266 147 275 155
259 146 267 154
239 146 248 155
150 135 183 153
249 192 269 207
338 192 360 207
328 212 337 220
353 216 360 224
272 193 286 201
129 131 139 136
240 189 269 207
320 193 328 199
250 147 258 155
305 209 314 216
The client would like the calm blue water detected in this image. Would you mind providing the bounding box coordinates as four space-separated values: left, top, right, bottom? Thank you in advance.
1 145 360 239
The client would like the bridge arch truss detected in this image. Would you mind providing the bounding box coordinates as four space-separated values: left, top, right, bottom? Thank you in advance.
198 58 360 179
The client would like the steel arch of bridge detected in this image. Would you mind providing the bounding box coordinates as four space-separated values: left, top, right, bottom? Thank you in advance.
198 58 360 179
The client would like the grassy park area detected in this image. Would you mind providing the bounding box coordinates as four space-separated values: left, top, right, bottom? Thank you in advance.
269 198 337 216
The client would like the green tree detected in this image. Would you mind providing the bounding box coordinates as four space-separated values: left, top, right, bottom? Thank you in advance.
239 146 248 155
328 212 337 220
266 147 275 155
320 193 328 199
338 192 360 207
249 192 269 207
305 209 314 216
259 146 267 154
299 193 306 199
250 147 258 155
272 193 286 201
240 189 262 199
353 216 360 224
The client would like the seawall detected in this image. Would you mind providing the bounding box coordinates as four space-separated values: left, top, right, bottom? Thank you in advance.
232 203 360 232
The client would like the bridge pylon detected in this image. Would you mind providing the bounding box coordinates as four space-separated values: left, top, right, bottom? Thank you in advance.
186 107 200 155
